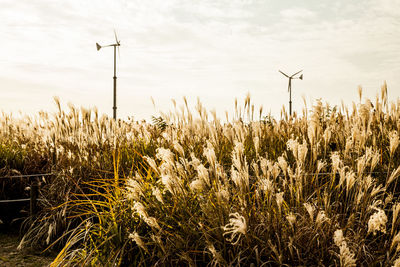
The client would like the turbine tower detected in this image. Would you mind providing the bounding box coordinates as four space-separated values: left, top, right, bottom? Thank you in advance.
96 31 121 120
279 69 303 116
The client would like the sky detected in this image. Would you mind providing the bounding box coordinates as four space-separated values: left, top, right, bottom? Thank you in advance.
1 0 400 120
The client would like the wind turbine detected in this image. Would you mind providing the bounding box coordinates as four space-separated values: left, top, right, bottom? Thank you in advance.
279 69 303 116
96 31 121 120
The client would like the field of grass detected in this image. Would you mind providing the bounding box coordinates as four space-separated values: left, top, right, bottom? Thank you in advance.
1 84 400 266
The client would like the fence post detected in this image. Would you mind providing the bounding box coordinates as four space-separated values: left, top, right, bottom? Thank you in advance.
30 181 38 217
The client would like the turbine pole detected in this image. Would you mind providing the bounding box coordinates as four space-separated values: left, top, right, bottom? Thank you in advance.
113 45 117 120
289 78 292 116
279 69 302 117
96 32 120 120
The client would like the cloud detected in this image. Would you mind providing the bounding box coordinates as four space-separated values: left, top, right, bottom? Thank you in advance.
0 0 399 120
280 7 316 21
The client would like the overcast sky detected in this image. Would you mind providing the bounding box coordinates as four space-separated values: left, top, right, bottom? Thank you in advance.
1 0 400 120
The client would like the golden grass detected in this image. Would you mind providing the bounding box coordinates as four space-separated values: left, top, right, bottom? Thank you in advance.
1 84 400 265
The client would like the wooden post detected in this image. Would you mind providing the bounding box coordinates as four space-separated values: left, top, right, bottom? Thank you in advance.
30 181 38 217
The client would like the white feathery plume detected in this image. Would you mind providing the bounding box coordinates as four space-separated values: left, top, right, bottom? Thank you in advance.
368 208 387 235
222 212 247 245
390 131 400 156
152 187 164 204
129 232 148 253
333 229 356 267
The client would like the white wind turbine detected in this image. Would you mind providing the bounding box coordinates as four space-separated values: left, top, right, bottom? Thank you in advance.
96 31 121 120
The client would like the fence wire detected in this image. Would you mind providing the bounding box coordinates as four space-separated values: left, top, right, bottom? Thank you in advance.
0 171 392 180
0 173 54 180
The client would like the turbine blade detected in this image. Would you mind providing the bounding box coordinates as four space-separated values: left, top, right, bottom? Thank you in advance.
290 70 303 78
117 45 121 59
279 70 289 78
114 29 120 45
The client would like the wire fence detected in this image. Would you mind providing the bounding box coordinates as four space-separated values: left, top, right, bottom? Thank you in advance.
300 171 389 176
0 173 53 215
269 171 391 180
0 171 393 180
0 173 54 180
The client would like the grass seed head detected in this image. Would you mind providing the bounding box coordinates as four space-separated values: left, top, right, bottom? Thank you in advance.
368 208 387 235
222 212 247 245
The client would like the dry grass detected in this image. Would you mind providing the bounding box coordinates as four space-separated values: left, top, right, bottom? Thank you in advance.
1 84 400 265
